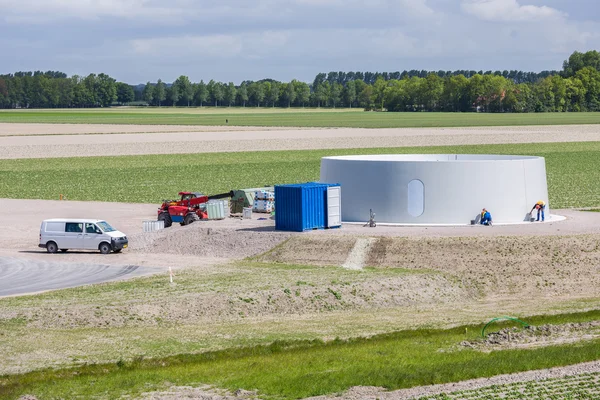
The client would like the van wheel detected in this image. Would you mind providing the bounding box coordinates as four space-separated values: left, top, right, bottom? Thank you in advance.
60 249 68 253
158 212 172 228
99 242 112 254
46 242 58 254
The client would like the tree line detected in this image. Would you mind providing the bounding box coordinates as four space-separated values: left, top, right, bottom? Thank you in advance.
0 50 599 112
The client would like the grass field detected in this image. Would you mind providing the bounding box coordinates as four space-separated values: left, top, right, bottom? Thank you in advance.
1 108 600 127
3 310 600 399
0 142 598 208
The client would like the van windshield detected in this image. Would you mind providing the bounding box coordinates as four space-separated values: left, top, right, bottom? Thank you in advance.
97 221 116 232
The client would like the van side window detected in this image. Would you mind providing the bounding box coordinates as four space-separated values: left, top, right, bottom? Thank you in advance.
85 223 98 234
66 223 83 233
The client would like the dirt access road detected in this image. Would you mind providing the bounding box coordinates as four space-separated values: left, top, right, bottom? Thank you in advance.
1 123 599 158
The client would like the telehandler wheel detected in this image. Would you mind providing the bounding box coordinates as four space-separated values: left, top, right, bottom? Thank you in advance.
158 212 172 228
183 213 199 226
99 242 112 254
46 241 58 254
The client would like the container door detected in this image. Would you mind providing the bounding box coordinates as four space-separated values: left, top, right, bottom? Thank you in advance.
327 186 341 227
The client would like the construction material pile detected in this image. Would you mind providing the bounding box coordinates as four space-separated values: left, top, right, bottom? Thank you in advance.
230 187 273 214
253 190 275 213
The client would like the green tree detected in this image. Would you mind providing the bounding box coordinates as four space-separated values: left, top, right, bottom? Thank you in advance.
154 79 166 106
358 84 374 109
213 81 225 106
330 82 343 108
71 75 93 107
295 81 310 107
343 80 357 108
174 75 193 106
116 82 134 105
142 82 154 105
266 81 280 107
194 80 208 107
248 82 265 107
563 50 600 77
549 75 567 112
237 82 249 107
419 74 444 111
142 82 154 104
168 84 180 106
314 81 330 107
575 66 600 110
373 77 387 109
282 81 296 107
95 73 117 107
225 82 237 106
0 78 8 108
565 77 586 111
440 75 469 111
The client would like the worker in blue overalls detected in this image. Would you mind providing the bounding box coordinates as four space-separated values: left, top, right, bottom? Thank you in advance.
530 200 546 222
480 208 492 226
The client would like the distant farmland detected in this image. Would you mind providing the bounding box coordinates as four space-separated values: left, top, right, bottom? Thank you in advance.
1 108 600 128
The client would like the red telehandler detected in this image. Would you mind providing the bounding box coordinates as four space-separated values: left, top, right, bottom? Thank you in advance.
157 191 233 228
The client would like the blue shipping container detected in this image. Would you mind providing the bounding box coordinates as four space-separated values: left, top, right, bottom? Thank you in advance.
275 182 340 232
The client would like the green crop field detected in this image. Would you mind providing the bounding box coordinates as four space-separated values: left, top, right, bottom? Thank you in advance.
0 142 598 208
3 310 600 399
1 108 600 127
417 373 600 400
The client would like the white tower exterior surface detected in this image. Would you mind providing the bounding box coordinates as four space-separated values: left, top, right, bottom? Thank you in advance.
320 154 550 225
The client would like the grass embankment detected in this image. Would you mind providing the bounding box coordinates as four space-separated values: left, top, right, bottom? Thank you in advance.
1 108 600 127
0 142 598 208
2 310 600 399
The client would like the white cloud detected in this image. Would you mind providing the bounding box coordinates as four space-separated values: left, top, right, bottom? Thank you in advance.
461 0 566 22
0 0 184 21
131 35 244 58
130 31 291 60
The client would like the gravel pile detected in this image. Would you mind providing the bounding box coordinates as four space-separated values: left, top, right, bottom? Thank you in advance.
129 224 293 259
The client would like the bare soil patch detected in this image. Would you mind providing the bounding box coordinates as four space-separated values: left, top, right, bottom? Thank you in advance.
461 321 600 350
0 123 300 136
255 235 357 266
365 235 600 299
1 124 599 159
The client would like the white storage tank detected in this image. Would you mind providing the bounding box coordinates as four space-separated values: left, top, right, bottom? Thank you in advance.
320 154 550 225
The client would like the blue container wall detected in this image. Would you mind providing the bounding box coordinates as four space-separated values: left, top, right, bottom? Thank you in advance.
275 183 337 232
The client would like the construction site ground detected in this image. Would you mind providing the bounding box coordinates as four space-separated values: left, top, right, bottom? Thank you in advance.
1 123 600 399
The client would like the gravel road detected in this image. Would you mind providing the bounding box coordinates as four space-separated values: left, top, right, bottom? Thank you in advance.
1 124 599 159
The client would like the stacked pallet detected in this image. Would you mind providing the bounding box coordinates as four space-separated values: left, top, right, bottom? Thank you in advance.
253 190 275 213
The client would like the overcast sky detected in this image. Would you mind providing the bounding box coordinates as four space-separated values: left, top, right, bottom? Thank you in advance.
1 0 599 84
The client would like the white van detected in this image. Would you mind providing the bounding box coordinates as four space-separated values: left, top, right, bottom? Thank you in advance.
39 219 128 254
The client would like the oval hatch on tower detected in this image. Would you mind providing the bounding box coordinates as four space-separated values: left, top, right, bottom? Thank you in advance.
407 179 424 217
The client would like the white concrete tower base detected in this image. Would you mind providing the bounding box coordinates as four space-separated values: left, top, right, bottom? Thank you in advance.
320 154 550 225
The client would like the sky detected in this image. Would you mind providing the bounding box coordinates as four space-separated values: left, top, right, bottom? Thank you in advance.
1 0 599 84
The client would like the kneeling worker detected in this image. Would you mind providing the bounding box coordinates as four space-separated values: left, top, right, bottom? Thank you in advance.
530 200 546 222
480 208 492 226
